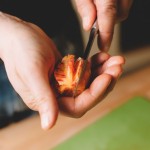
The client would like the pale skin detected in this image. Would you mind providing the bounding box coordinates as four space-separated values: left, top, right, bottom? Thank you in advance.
74 0 133 51
0 4 128 130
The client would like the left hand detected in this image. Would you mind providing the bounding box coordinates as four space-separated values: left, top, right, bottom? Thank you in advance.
58 52 125 117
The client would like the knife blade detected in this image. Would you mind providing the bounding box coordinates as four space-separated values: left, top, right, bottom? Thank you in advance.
73 20 99 97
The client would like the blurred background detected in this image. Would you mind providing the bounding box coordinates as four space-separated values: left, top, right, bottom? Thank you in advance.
54 1 150 149
0 0 150 149
72 0 150 74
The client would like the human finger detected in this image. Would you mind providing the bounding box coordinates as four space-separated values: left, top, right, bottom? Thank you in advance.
117 0 134 21
74 0 96 30
91 55 125 83
4 60 59 130
99 56 125 74
58 74 112 117
90 52 110 69
95 0 117 51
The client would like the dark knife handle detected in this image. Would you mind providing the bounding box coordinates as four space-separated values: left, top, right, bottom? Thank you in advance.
83 20 99 59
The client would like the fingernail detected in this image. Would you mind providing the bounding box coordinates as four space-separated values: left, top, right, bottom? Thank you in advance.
41 114 50 130
83 16 90 30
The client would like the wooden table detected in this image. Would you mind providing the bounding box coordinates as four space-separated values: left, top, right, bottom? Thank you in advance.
0 65 150 150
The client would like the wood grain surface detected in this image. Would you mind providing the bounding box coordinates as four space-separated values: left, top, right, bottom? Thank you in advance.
0 65 150 150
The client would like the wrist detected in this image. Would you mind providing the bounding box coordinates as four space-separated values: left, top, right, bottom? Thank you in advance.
0 12 18 60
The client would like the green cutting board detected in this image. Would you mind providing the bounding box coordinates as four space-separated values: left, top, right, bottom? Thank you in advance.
54 97 150 150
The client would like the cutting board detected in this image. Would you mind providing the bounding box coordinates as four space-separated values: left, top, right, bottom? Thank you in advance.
54 97 150 150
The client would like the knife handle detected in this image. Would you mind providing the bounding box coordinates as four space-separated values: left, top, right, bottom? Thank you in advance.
83 20 99 59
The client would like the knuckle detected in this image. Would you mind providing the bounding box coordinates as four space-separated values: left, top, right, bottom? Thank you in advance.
119 12 129 21
25 95 48 111
66 104 86 118
75 0 95 17
101 2 117 17
75 0 85 13
113 65 123 78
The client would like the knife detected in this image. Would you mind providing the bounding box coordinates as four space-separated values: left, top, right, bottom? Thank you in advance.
73 20 99 97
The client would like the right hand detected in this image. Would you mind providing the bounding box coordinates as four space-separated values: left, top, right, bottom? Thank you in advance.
74 0 133 51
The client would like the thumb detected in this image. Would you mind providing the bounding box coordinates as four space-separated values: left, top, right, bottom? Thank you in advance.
26 70 59 130
6 62 59 130
37 88 59 130
74 0 96 30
